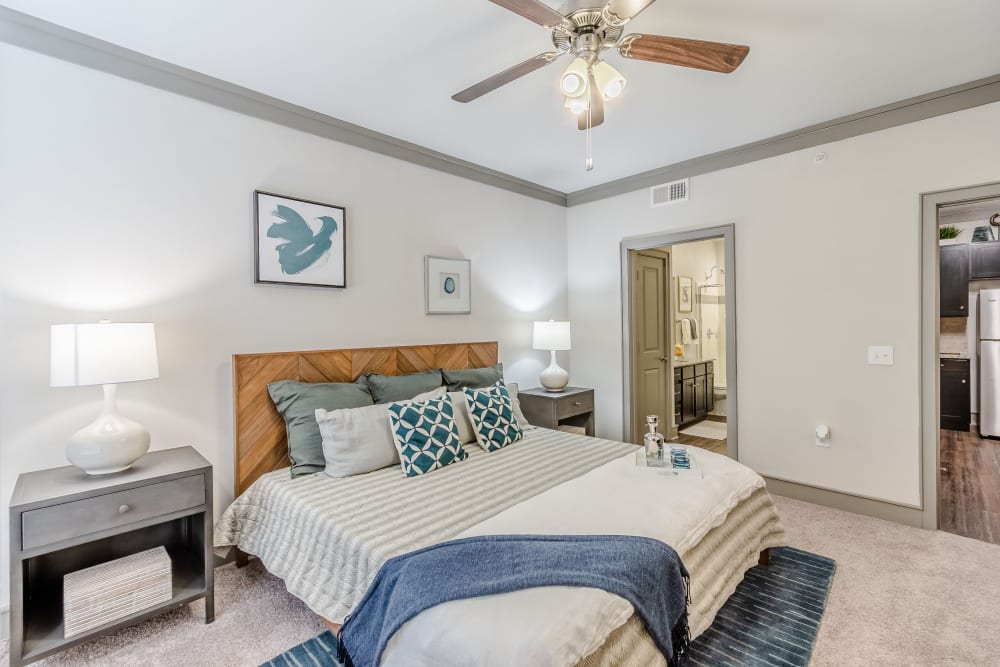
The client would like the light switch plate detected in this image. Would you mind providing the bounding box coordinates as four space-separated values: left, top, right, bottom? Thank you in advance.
868 345 894 366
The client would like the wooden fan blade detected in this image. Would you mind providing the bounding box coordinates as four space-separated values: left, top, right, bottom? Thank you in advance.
603 0 658 26
619 34 749 73
488 0 572 31
452 52 562 103
578 70 606 130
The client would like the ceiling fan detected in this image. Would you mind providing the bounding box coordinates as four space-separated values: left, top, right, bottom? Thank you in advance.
452 0 750 138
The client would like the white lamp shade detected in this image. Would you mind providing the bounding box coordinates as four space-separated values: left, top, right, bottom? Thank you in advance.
533 321 572 351
51 322 159 387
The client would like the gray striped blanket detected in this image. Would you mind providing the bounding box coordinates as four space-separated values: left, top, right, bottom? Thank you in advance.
215 428 638 622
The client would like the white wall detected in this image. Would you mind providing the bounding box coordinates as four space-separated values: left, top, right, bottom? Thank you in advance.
0 44 568 607
567 100 1000 509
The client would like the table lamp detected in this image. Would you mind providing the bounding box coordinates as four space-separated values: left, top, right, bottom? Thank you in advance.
50 321 159 474
533 320 571 392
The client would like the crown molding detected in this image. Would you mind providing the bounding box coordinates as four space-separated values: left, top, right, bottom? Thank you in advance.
0 6 567 207
566 72 1000 206
2 6 1000 210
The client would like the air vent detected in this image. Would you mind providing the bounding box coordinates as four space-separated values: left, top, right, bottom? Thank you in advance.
650 179 689 207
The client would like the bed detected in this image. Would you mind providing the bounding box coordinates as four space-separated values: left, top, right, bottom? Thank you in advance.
217 342 785 665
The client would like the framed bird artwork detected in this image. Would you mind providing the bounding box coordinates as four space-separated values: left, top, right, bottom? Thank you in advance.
254 190 346 288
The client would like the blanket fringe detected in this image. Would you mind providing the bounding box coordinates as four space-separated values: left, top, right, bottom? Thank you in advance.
669 573 692 667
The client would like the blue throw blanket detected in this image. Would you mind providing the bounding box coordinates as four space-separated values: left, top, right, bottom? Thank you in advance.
337 534 690 667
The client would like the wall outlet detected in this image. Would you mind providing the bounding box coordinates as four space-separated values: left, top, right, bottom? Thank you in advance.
867 345 894 365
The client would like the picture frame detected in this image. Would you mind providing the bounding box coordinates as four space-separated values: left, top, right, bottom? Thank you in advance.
254 190 346 288
677 276 694 313
425 256 471 314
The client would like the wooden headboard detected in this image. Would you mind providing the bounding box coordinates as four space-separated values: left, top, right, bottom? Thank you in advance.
232 341 499 495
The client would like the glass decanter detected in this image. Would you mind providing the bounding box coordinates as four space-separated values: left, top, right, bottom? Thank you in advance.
644 415 665 462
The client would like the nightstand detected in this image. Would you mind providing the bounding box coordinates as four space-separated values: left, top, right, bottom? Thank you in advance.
8 446 214 667
518 386 595 436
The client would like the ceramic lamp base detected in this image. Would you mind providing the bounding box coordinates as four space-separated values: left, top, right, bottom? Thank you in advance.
66 384 151 475
540 350 570 392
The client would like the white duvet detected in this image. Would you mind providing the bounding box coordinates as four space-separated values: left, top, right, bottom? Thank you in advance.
382 447 766 666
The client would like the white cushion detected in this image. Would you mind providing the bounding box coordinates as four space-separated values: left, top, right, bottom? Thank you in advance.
317 386 446 478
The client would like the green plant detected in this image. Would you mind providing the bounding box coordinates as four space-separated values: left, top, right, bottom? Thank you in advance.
939 225 961 240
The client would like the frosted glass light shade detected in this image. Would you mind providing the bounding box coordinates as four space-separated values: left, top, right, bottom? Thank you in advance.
592 61 626 100
51 322 159 387
533 321 571 351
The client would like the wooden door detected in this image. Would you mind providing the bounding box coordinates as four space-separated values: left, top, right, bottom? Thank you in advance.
631 252 670 443
694 373 708 417
682 378 697 423
707 372 716 413
940 244 969 316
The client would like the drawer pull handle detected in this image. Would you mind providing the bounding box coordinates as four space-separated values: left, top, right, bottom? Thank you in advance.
573 401 581 406
961 379 967 384
118 504 131 514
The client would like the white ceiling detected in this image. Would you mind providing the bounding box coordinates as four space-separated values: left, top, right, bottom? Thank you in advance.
5 0 1000 192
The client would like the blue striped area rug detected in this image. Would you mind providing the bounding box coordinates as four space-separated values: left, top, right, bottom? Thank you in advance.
262 546 834 667
686 547 835 666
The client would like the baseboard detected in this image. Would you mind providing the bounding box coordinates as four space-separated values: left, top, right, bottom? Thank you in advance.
764 476 925 528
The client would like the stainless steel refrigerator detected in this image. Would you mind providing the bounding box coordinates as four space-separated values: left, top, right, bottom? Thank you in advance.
979 288 1000 436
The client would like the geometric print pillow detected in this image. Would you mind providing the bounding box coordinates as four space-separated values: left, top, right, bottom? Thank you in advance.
388 396 468 477
463 381 523 452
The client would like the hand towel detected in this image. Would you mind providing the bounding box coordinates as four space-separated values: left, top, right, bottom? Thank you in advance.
680 318 692 344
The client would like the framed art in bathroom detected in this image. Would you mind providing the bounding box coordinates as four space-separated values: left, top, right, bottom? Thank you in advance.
425 256 471 314
677 276 694 313
254 190 347 288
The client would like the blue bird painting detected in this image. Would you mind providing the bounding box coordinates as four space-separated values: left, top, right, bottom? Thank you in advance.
266 204 338 275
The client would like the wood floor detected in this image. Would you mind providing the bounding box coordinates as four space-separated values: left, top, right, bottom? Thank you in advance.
671 415 728 456
939 429 1000 545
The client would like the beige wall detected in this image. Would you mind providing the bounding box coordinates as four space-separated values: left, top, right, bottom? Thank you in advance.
567 100 1000 509
0 44 569 607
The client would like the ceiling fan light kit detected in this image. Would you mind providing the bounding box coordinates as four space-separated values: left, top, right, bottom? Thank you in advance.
453 0 750 170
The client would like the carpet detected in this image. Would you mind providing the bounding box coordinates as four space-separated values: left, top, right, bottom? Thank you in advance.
262 546 834 667
680 420 729 440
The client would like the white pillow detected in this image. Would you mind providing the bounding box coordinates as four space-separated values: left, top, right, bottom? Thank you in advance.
449 383 530 446
317 386 446 478
508 382 530 428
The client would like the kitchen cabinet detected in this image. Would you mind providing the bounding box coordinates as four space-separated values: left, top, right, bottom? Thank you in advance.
970 242 1000 280
940 244 970 317
940 358 970 432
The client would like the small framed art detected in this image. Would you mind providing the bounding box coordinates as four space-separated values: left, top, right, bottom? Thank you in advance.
425 256 471 314
254 190 346 288
677 276 694 313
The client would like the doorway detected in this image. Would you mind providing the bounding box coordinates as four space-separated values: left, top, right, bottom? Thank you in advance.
622 225 737 459
934 190 1000 544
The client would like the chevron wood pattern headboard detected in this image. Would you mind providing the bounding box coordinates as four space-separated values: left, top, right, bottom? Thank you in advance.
232 341 499 495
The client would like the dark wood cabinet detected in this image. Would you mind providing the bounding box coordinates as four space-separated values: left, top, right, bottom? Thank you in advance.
970 242 1000 279
940 244 970 317
674 361 714 428
940 358 970 432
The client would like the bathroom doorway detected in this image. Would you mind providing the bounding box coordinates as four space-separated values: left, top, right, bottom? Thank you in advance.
622 225 736 459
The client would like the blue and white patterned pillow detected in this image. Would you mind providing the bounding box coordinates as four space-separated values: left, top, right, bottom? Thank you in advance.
463 381 523 452
388 396 468 477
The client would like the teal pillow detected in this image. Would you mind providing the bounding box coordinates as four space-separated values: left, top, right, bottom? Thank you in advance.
268 380 374 478
364 370 444 404
463 381 524 452
388 396 468 477
442 363 504 391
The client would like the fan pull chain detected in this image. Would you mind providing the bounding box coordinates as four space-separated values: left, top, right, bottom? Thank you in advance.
585 106 594 171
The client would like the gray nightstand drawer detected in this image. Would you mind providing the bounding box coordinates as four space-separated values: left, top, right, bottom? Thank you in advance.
556 391 594 419
21 474 205 550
